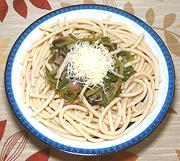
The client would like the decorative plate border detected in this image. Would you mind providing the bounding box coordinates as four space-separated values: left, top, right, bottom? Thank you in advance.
4 4 175 155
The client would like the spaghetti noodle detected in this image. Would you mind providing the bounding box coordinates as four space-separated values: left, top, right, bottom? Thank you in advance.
20 17 159 142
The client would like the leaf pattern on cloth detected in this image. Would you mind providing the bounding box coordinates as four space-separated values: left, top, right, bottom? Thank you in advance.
145 8 155 26
83 0 96 4
0 120 7 140
169 107 177 115
81 157 98 161
60 3 72 8
100 150 139 161
29 0 51 10
81 150 138 161
13 0 27 18
176 149 180 160
0 131 28 161
26 148 50 161
165 30 180 56
0 1 179 161
103 0 117 7
0 35 11 65
0 0 8 22
149 9 180 57
123 2 134 15
60 0 96 8
163 13 176 29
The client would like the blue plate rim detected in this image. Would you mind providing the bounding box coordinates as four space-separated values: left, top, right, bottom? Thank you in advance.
4 4 175 155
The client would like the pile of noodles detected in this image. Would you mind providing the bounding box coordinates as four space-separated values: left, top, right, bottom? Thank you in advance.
20 16 159 142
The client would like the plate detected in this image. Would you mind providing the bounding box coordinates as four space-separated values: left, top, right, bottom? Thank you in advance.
5 4 175 155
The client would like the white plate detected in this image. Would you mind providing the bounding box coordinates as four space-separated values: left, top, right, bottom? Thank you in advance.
5 4 175 155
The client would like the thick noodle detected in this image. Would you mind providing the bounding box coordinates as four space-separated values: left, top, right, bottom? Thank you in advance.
21 17 159 142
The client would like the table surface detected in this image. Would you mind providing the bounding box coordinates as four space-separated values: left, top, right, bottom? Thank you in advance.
0 0 180 161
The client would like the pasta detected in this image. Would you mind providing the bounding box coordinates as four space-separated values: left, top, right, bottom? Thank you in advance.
20 17 159 142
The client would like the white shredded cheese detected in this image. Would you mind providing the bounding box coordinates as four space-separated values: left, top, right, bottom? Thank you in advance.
67 41 114 86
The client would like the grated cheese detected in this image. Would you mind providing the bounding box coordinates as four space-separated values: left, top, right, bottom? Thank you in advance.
67 41 114 86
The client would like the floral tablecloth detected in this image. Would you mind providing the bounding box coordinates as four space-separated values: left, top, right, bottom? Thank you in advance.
0 0 180 161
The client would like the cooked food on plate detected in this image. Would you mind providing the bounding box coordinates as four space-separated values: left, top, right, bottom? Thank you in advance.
20 16 159 142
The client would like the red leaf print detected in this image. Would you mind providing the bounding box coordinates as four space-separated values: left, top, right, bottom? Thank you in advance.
0 120 7 140
81 156 98 161
0 0 8 22
13 0 27 18
100 150 138 161
29 0 51 10
26 148 50 161
81 150 138 161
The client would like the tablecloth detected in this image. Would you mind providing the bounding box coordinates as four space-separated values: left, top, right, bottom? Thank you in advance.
0 0 180 160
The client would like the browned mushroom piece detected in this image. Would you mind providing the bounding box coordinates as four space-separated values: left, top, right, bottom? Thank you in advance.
54 55 64 65
68 81 81 92
52 36 69 45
